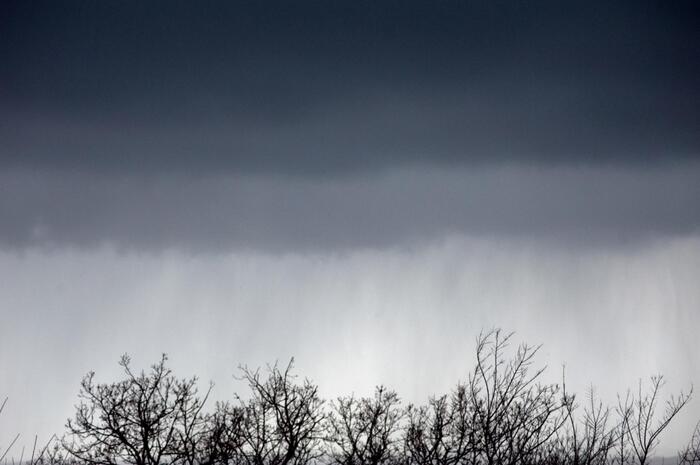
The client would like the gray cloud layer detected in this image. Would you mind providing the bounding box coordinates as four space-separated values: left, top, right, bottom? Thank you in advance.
2 165 699 251
2 0 698 174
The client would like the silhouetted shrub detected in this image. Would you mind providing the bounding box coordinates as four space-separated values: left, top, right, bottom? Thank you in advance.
327 386 403 465
57 330 694 465
64 354 210 465
679 422 700 465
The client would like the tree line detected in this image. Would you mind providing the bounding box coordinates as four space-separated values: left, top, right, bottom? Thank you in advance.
5 329 699 465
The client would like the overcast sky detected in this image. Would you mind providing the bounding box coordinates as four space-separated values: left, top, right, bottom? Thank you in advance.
1 0 699 456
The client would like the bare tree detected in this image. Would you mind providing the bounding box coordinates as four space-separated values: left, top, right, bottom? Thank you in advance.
404 395 453 465
327 386 403 465
679 421 700 465
237 359 325 465
552 378 616 465
197 402 247 465
403 385 479 465
33 440 81 465
617 376 692 465
64 354 211 465
465 329 567 465
612 393 634 465
48 330 699 465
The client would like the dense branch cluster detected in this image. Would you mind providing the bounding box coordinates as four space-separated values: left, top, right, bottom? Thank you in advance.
7 330 696 465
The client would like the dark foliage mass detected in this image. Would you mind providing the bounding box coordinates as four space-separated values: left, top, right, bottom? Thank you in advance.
5 330 696 465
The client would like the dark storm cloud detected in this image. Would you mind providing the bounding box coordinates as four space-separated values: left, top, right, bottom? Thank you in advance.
1 0 699 174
